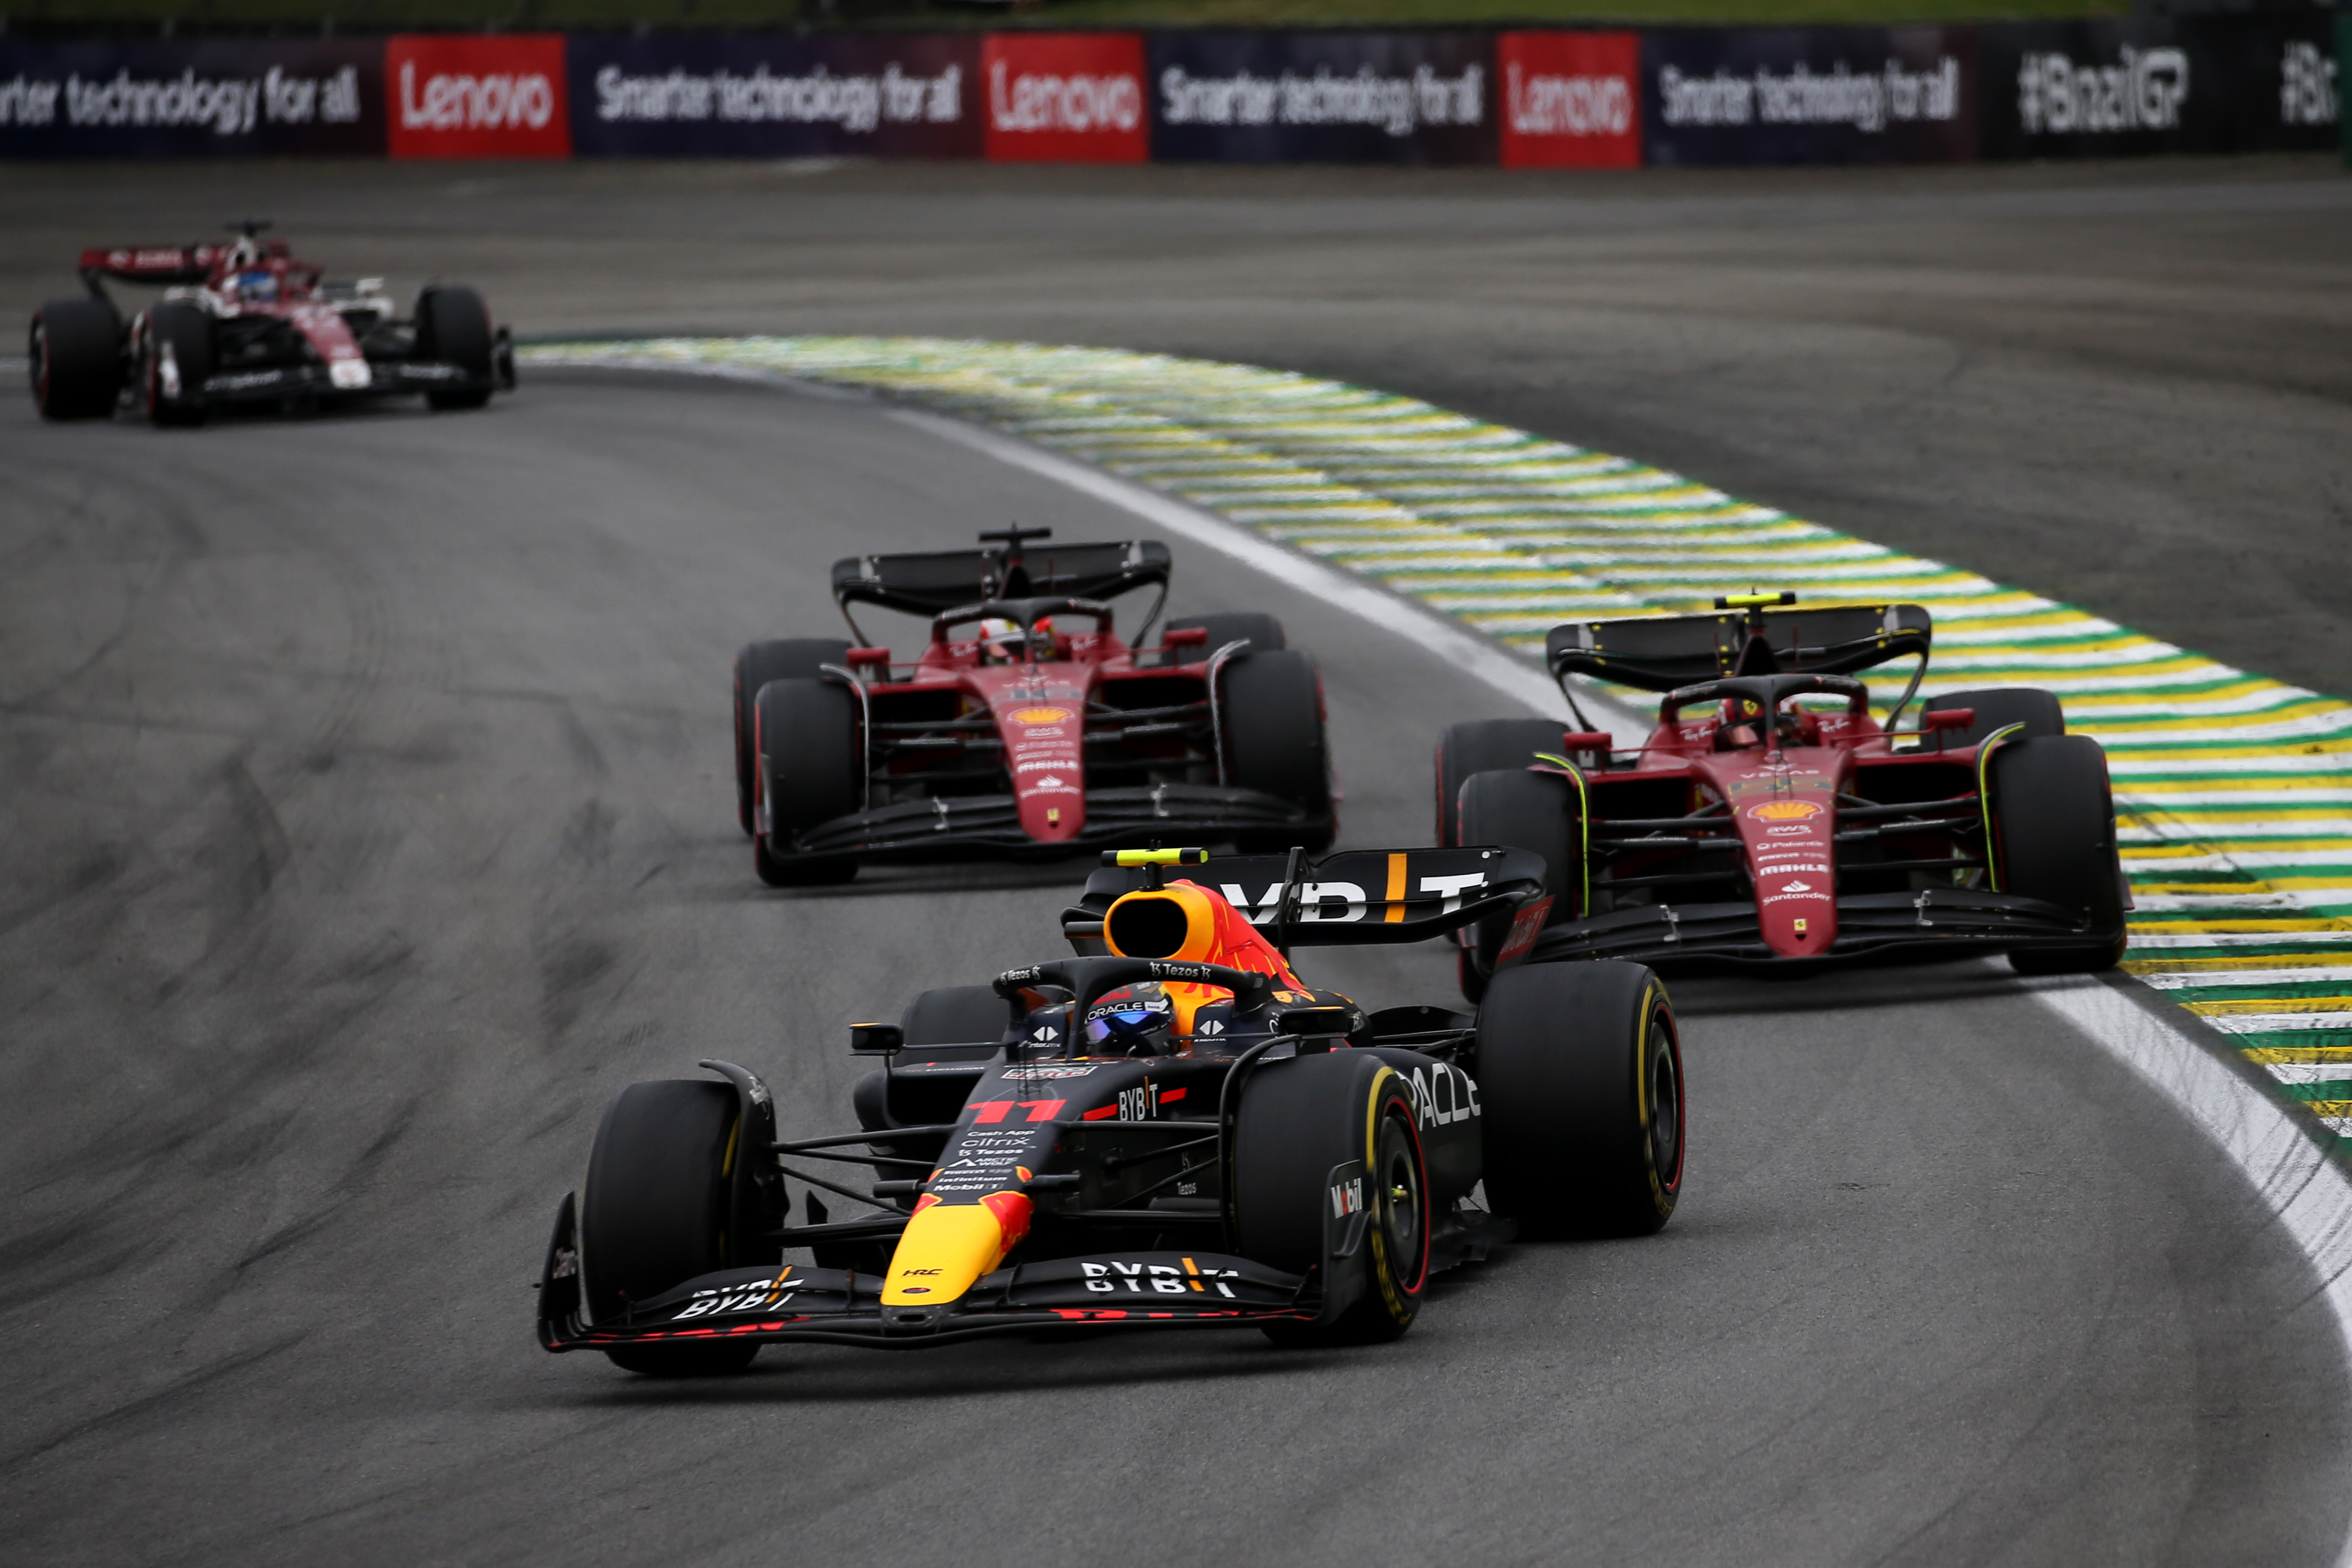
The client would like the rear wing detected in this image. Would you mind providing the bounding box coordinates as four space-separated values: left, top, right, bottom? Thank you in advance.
1069 845 1548 948
1548 602 1931 694
78 243 276 285
832 539 1171 620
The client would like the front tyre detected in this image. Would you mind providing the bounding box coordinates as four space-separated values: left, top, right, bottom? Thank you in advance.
416 286 494 411
754 676 861 886
1990 734 2125 975
1435 719 1566 846
1235 1050 1429 1346
580 1080 763 1376
1476 961 1683 1239
1454 767 1581 999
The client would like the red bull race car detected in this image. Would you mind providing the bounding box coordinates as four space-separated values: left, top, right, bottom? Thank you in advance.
535 845 1684 1372
1437 592 2127 997
734 528 1334 885
27 221 513 426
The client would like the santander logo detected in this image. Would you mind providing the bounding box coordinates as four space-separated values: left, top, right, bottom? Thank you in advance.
386 34 571 158
981 34 1147 162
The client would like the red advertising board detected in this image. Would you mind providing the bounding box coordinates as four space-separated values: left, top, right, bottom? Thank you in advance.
387 34 570 159
1497 31 1641 168
982 32 1147 163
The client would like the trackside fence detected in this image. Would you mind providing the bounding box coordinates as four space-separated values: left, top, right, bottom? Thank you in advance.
0 18 2340 165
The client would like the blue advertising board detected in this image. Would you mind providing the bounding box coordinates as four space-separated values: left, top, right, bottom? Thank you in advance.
566 33 980 158
0 39 382 158
1641 26 1976 166
1147 31 1494 164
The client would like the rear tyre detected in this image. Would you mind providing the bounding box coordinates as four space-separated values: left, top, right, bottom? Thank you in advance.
29 299 122 420
142 305 212 427
417 286 494 411
1925 687 2065 746
1990 734 2125 975
1476 961 1683 1240
733 638 853 833
581 1080 761 1377
1454 768 1580 1000
1220 648 1332 851
1235 1050 1428 1347
754 677 861 886
1165 612 1285 662
1435 719 1566 846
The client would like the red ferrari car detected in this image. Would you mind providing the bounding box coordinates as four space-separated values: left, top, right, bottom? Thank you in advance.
27 221 512 425
734 528 1335 885
1438 592 2126 994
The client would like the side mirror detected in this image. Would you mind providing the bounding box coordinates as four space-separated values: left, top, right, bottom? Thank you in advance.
1163 627 1208 649
849 1022 904 1057
1924 708 1975 734
846 646 892 676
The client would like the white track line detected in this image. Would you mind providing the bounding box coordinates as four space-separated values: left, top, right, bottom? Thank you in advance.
897 403 2352 1559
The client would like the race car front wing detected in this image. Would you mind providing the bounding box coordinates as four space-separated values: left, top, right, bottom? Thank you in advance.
782 783 1332 862
193 355 500 405
1526 887 2118 969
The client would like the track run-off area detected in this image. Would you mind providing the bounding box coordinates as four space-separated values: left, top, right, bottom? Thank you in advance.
6 157 2352 1567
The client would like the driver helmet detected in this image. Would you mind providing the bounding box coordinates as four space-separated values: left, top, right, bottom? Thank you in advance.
978 617 1024 664
1083 982 1176 1058
233 269 278 303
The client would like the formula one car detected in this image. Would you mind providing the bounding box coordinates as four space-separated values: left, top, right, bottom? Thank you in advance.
536 845 1683 1372
27 221 514 426
733 527 1334 885
1435 592 2125 995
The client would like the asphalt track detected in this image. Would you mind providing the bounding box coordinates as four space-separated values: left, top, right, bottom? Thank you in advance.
4 158 2351 1566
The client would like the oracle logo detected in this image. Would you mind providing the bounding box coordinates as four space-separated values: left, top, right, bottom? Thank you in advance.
1497 31 1640 168
982 33 1147 162
387 35 570 159
399 61 556 132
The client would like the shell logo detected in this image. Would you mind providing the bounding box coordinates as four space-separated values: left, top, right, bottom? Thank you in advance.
1748 799 1824 822
1011 706 1072 725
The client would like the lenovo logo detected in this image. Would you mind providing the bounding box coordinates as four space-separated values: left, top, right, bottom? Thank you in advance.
387 35 570 158
1497 33 1639 167
982 34 1147 162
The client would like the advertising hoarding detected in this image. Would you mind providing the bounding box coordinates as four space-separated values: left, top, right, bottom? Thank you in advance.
982 32 1148 162
0 39 381 158
569 33 978 158
1497 31 1641 168
387 33 569 159
1641 26 1975 165
1978 16 2339 159
1148 31 1494 164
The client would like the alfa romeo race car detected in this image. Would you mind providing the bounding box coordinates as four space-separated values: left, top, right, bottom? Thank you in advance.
734 527 1334 885
535 845 1684 1372
1436 592 2126 994
27 221 514 425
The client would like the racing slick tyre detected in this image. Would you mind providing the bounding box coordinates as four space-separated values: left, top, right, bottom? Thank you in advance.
1436 719 1568 846
140 304 212 427
1220 648 1332 851
416 286 494 411
581 1080 763 1376
1165 613 1285 663
754 676 861 886
1476 961 1683 1240
1235 1050 1428 1347
1925 687 2065 746
1989 734 2127 976
1454 768 1581 1002
29 298 122 420
733 638 853 833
